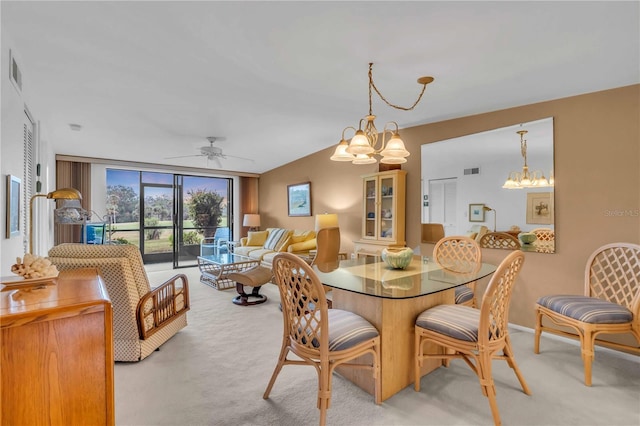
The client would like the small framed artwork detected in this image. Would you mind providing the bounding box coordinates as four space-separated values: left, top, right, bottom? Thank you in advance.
287 182 312 217
469 203 485 222
6 175 21 238
527 192 554 224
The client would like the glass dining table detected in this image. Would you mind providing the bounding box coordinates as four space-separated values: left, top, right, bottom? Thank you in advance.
313 255 497 401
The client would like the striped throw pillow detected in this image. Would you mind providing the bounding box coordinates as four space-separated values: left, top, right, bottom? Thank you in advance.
264 228 289 251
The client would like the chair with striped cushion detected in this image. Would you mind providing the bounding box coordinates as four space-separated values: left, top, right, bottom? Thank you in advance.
264 252 381 426
414 250 530 426
534 242 640 386
433 236 482 307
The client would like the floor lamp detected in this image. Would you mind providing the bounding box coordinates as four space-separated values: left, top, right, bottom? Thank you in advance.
483 205 497 232
30 188 82 253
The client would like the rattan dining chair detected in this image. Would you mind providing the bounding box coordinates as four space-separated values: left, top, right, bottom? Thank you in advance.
531 227 555 242
478 232 520 250
264 252 381 426
534 242 640 386
432 236 482 307
414 250 530 426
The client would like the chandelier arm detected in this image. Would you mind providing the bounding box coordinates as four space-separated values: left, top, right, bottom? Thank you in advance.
341 126 358 140
368 63 429 112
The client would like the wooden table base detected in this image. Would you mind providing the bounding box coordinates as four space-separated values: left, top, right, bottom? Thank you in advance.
333 287 453 401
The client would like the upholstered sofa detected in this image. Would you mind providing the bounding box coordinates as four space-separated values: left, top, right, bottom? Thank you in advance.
234 227 316 268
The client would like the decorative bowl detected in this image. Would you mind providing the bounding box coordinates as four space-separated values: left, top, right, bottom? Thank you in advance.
381 247 414 269
518 232 537 245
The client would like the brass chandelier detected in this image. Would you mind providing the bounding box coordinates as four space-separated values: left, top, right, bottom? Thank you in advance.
502 129 554 189
330 63 434 165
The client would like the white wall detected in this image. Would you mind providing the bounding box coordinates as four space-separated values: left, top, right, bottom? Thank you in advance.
1 40 62 273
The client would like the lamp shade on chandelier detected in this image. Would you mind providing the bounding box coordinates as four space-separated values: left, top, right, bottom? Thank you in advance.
330 63 434 165
502 129 554 189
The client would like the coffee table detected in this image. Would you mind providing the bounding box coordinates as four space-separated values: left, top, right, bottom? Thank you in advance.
197 253 260 290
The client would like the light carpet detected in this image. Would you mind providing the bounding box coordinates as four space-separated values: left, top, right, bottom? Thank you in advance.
114 266 640 426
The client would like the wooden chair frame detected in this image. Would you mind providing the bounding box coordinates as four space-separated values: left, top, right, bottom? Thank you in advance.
534 242 640 386
415 250 530 426
433 236 482 307
264 252 381 426
137 274 190 339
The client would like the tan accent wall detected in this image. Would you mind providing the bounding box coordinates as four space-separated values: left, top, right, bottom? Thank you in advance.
260 84 640 333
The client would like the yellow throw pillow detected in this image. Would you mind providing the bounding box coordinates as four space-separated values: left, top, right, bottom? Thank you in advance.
290 234 307 244
290 230 315 243
246 230 268 247
288 238 316 253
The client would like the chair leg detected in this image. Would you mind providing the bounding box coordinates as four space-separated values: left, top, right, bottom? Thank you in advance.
477 352 501 426
317 365 332 426
582 330 595 387
263 340 289 399
503 335 531 395
414 331 422 391
533 308 543 354
373 344 382 404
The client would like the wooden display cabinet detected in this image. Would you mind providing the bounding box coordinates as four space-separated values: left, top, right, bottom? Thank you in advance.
355 169 407 256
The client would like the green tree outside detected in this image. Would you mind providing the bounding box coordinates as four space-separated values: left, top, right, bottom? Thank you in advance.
186 188 225 238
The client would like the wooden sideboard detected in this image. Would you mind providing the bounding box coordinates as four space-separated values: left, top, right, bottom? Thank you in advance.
1 268 114 425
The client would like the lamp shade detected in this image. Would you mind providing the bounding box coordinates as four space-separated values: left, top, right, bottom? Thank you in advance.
243 214 261 228
330 139 355 161
47 188 82 200
346 130 374 155
315 213 338 231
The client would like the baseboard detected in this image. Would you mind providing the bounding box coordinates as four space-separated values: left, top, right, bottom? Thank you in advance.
509 323 640 363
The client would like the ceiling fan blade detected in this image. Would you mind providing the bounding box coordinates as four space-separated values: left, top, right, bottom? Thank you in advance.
164 154 206 159
224 154 255 162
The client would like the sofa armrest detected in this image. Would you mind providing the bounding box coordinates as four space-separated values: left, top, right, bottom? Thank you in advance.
137 274 190 340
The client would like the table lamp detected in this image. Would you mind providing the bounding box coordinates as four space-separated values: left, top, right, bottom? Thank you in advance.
30 188 82 253
315 213 338 231
243 214 261 231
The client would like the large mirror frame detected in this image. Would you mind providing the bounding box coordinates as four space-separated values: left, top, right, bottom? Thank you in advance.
421 117 555 253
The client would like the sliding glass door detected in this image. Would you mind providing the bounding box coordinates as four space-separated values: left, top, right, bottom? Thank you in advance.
106 169 233 268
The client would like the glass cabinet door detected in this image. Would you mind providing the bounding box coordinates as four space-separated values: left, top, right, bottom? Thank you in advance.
364 177 377 239
378 175 396 241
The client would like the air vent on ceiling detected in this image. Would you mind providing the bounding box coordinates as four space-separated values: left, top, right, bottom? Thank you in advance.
464 167 480 175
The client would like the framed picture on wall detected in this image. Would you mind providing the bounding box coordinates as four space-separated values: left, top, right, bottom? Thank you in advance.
6 175 21 238
287 182 311 217
469 203 485 222
526 192 554 224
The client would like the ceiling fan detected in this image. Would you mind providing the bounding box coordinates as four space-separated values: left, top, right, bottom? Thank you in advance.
165 137 253 167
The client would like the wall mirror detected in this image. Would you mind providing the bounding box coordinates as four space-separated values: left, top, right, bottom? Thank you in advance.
421 117 555 253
